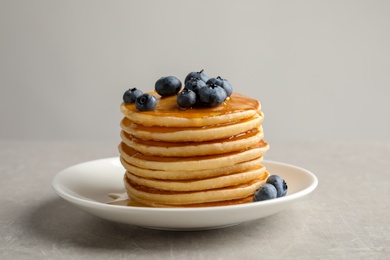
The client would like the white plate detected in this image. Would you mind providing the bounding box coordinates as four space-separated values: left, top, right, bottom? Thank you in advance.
52 157 318 231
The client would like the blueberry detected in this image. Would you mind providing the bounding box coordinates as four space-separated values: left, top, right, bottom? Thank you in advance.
220 80 233 97
253 183 277 202
266 175 288 197
198 84 227 107
155 76 182 97
206 76 233 97
206 77 223 86
177 89 197 108
123 88 143 104
184 69 210 84
135 93 157 111
184 77 207 93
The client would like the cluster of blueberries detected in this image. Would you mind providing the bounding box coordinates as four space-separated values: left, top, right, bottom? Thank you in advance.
253 175 288 202
122 70 233 111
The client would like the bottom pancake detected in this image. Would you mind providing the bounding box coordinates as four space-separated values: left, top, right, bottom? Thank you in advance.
129 194 255 207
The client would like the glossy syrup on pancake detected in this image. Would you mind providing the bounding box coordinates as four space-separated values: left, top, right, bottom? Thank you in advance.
120 92 261 127
122 92 260 118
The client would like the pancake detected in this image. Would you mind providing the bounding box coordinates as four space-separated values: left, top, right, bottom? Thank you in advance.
120 92 261 127
120 112 264 142
118 89 270 207
127 195 255 208
119 156 264 180
120 127 264 157
125 166 267 191
119 141 269 171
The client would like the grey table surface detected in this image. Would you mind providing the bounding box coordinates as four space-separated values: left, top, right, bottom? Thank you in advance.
0 139 389 259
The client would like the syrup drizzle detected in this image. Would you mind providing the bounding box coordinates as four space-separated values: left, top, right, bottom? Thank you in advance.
107 193 149 207
123 92 261 118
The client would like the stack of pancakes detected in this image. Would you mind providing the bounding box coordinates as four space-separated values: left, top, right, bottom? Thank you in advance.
119 92 270 207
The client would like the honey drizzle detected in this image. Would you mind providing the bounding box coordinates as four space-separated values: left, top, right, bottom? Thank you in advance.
107 195 150 207
122 92 261 118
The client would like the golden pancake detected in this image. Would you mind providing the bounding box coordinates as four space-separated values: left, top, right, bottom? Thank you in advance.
127 195 255 208
125 166 267 191
120 112 264 142
120 127 264 157
120 156 264 180
120 92 260 127
119 141 269 171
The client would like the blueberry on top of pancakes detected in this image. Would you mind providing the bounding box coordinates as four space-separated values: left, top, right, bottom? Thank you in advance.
123 88 143 104
198 84 227 107
184 69 210 84
155 76 182 97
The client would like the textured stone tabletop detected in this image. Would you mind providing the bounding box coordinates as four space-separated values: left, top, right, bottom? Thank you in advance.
1 140 389 259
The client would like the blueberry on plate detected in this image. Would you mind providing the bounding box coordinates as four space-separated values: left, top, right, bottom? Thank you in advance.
177 89 197 108
253 183 277 202
135 93 157 111
123 88 143 104
184 69 210 84
266 175 288 197
206 76 233 97
184 77 206 93
155 76 182 97
198 84 227 107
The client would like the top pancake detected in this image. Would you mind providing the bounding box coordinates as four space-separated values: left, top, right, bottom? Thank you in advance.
120 92 261 127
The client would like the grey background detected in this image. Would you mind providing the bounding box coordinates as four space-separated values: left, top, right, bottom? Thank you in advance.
1 0 389 143
1 2 390 258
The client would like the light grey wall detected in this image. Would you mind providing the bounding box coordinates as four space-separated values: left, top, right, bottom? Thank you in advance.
1 0 389 143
